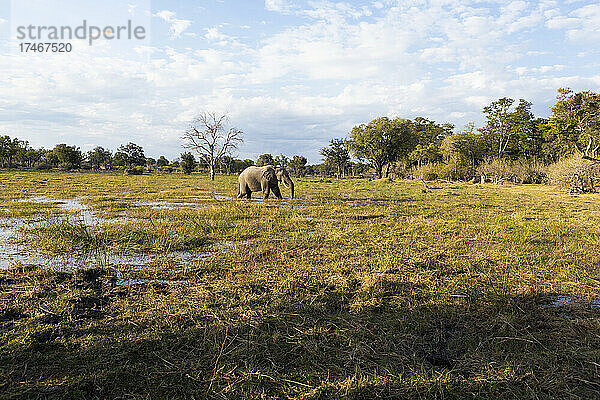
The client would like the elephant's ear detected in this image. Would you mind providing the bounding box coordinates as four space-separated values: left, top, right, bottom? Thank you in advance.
275 167 287 180
263 168 275 181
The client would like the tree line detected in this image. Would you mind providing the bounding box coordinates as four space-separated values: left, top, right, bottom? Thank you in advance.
0 136 342 177
319 88 600 180
2 88 597 181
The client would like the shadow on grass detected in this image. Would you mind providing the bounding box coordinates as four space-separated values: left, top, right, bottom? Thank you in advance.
1 269 600 399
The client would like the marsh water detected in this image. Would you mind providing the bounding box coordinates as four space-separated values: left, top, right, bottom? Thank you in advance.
0 193 307 286
0 196 215 282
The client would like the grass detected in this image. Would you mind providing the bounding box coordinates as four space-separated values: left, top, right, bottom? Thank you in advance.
1 171 600 398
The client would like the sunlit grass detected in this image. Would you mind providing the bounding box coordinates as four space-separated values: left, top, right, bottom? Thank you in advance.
1 171 600 398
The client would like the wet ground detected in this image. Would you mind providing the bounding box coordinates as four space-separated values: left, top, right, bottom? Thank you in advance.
0 193 314 286
0 196 227 283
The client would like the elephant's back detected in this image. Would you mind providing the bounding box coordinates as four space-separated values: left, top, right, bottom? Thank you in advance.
240 166 264 190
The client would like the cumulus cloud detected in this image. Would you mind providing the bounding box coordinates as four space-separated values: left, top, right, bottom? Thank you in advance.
154 10 192 38
1 1 599 162
265 0 294 13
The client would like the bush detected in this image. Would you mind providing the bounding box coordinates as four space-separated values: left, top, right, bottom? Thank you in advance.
477 159 547 184
124 166 145 175
413 161 471 181
34 163 52 171
547 154 600 192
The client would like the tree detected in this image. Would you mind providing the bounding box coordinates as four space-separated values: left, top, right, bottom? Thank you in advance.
156 156 169 168
182 112 243 181
256 153 275 167
180 152 197 174
43 150 59 167
24 148 44 168
113 151 127 167
87 146 112 170
274 154 289 169
480 98 538 160
0 136 23 167
290 155 308 176
549 88 600 158
349 117 417 178
442 123 487 179
242 159 254 170
220 155 234 175
320 139 350 177
409 117 453 166
52 144 82 169
116 142 146 167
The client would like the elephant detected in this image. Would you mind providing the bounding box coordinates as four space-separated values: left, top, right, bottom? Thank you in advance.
237 165 294 200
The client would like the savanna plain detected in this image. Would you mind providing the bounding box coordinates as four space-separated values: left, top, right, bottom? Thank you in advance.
1 171 600 399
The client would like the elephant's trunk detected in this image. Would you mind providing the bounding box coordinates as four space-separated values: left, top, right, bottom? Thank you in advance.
283 176 294 199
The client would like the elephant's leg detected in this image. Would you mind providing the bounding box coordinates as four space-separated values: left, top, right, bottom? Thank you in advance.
262 185 270 199
238 184 251 199
272 185 282 199
237 184 245 199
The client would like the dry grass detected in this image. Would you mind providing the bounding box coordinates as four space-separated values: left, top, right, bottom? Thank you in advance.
1 171 600 399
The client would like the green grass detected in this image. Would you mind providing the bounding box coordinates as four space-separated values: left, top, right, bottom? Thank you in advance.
1 171 600 398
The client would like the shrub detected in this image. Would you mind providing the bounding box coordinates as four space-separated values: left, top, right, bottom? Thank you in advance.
547 154 600 192
34 163 52 171
124 166 145 175
477 159 547 184
413 161 471 181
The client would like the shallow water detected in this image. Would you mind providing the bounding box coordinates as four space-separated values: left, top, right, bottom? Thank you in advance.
549 294 600 309
0 243 211 271
551 295 574 307
18 196 97 225
0 196 213 271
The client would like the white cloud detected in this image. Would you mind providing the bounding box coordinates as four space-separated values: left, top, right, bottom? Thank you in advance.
2 1 600 162
0 18 7 25
546 16 580 29
154 10 192 39
265 0 293 13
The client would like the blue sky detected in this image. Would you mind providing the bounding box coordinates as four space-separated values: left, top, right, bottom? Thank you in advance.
0 0 599 162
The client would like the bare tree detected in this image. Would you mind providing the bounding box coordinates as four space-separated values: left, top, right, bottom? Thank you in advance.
182 112 243 180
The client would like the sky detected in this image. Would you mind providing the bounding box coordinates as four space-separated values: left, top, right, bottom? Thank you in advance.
0 0 599 163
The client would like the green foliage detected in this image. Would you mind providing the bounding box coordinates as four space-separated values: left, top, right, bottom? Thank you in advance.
124 166 145 175
441 123 488 179
409 117 453 165
230 159 254 173
548 88 600 158
52 143 83 169
349 117 416 178
480 97 542 160
256 153 275 167
274 154 289 169
290 155 308 176
413 160 471 181
180 152 197 174
156 155 169 168
320 138 350 177
115 142 146 167
87 146 112 170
